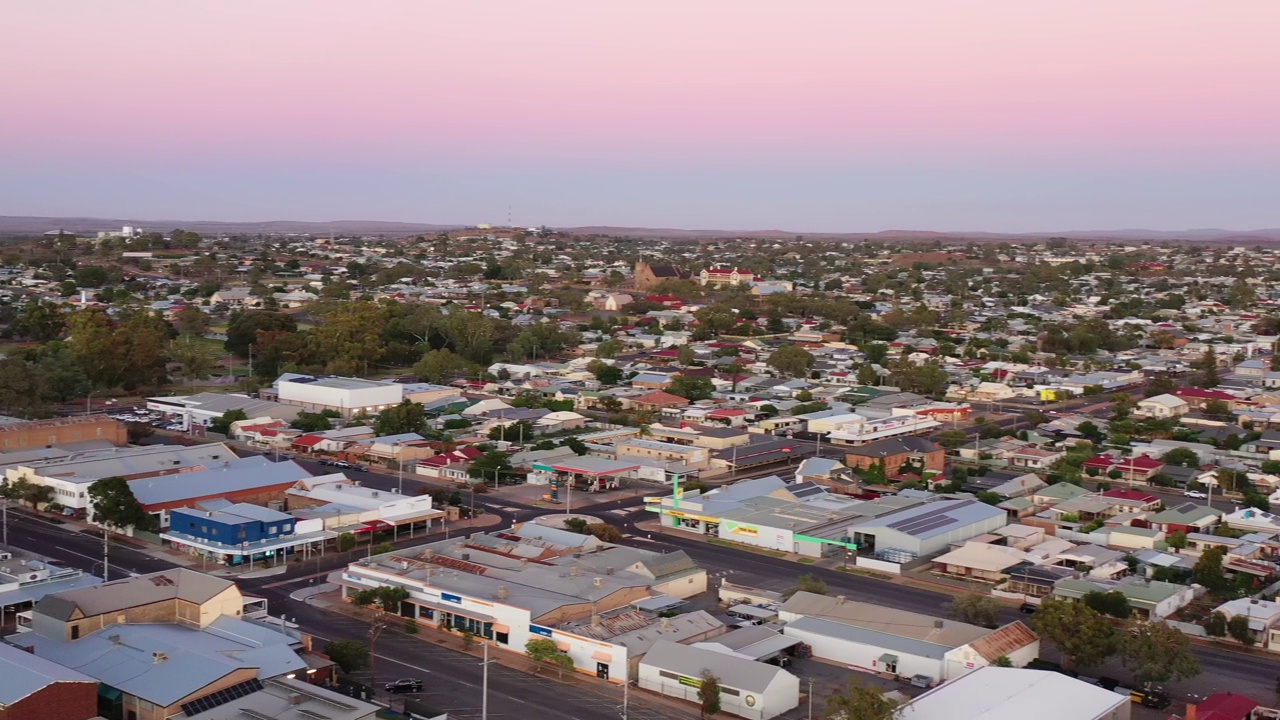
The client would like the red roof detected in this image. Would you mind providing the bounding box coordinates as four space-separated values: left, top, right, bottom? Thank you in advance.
1176 388 1236 401
1118 455 1164 470
1082 454 1117 469
1197 693 1259 720
292 435 325 448
706 408 747 418
632 390 690 406
1101 488 1159 503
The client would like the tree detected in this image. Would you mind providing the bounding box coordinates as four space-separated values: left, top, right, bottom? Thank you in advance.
993 655 1013 667
1194 346 1221 388
1204 398 1233 421
87 476 157 532
766 344 816 378
856 363 879 386
945 594 1001 628
1082 590 1132 619
171 304 210 336
1205 611 1228 638
325 640 370 673
1075 421 1104 443
1032 598 1119 669
784 574 828 599
1193 546 1227 592
668 375 715 401
374 400 427 436
1166 530 1188 550
594 339 623 359
1121 621 1201 686
975 491 1003 506
697 671 721 718
350 586 410 613
677 345 697 366
67 308 171 391
225 310 297 356
210 408 248 435
74 265 109 288
414 348 471 383
469 450 513 484
1227 614 1256 646
488 420 534 443
167 337 217 381
525 638 573 673
824 678 900 720
587 359 623 386
1161 448 1201 468
337 532 357 552
292 411 333 433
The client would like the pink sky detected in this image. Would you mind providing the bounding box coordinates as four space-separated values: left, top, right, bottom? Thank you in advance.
2 1 1278 230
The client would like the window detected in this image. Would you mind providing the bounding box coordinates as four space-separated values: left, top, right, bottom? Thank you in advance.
659 670 679 681
189 522 196 530
201 525 208 533
70 625 80 640
211 528 219 536
720 687 740 697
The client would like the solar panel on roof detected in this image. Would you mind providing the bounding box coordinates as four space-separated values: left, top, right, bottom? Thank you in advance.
181 678 264 716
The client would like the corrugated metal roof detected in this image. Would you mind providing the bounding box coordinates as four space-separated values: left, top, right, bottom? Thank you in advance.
0 641 96 705
641 640 790 694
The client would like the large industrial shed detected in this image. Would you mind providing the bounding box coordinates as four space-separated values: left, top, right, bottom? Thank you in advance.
638 640 800 720
849 498 1007 559
778 592 1039 684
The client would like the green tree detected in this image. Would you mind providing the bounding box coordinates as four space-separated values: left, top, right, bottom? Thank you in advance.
325 640 370 673
1204 398 1233 421
587 359 623 386
937 429 969 449
350 586 410 613
993 655 1013 667
945 593 1001 628
74 265 109 288
414 348 471 383
224 310 297 356
11 300 67 342
975 491 1003 506
668 375 715 401
697 671 722 718
824 678 901 720
1166 530 1188 550
856 363 879 386
337 532 357 552
1082 590 1132 619
1194 346 1220 388
469 450 514 484
171 304 210 336
1032 598 1119 669
1192 546 1227 592
766 344 816 378
374 400 427 436
594 339 623 359
167 337 217 381
87 476 158 532
488 420 535 443
1227 614 1256 646
292 411 334 433
1161 448 1200 467
210 408 248 435
1120 621 1201 686
784 574 828 599
525 638 574 673
1205 611 1228 638
677 345 697 366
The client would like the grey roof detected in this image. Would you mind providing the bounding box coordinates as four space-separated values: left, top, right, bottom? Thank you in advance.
0 640 96 705
0 572 102 609
854 499 1005 539
641 640 791 694
34 569 234 621
185 677 378 720
14 619 304 706
784 615 955 660
128 456 312 506
17 443 240 486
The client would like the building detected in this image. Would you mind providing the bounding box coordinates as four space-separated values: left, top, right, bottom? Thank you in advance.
698 267 760 288
633 261 689 291
844 437 945 475
778 592 1039 683
0 546 101 630
1213 598 1280 651
0 415 125 453
286 475 445 536
903 666 1130 720
1137 393 1190 419
162 502 334 568
128 455 315 529
5 443 242 514
626 391 690 411
1052 577 1194 620
334 523 707 683
0 641 98 720
185 677 378 720
146 393 302 431
273 375 404 419
638 640 799 720
824 413 941 446
848 498 1008 559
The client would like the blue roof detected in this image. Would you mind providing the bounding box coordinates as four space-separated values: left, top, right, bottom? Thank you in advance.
129 457 312 506
855 499 1005 539
0 639 96 705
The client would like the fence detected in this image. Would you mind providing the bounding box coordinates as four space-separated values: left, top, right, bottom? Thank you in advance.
637 676 766 720
856 557 904 575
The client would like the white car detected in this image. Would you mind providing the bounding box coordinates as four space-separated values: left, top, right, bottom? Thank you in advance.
1183 490 1208 499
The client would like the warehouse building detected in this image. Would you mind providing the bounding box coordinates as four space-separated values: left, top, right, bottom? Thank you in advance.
638 640 799 720
904 666 1130 720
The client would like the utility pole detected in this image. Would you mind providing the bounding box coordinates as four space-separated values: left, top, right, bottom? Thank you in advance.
2 496 7 546
102 526 110 581
807 677 813 720
622 679 629 720
481 640 491 720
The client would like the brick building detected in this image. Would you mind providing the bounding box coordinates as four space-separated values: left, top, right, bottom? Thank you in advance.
0 643 98 720
844 437 946 475
0 415 126 452
633 261 689 291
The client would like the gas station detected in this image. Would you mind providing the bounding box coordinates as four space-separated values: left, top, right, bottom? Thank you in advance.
530 455 642 505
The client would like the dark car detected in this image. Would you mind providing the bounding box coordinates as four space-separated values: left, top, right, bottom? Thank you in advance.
1094 676 1120 691
317 458 335 466
351 464 369 472
385 678 423 694
1019 603 1037 614
1129 687 1171 709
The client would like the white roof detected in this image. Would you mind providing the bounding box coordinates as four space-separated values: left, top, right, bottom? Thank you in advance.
932 542 1028 573
906 666 1127 719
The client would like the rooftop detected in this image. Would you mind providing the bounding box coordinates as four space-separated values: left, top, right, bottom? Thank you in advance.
0 640 97 706
905 666 1126 720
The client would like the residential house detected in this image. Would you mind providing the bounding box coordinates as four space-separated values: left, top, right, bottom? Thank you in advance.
844 437 945 475
1146 502 1223 534
1214 598 1280 651
1008 445 1065 471
1136 393 1190 419
1052 576 1194 620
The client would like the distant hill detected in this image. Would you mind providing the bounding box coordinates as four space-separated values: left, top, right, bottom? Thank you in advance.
1 215 1278 243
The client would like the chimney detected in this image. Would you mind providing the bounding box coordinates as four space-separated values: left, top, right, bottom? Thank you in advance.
593 577 603 587
496 585 509 600
289 694 305 706
571 567 580 577
934 619 944 629
152 651 168 663
461 553 470 561
606 566 615 575
1186 704 1197 720
591 613 602 626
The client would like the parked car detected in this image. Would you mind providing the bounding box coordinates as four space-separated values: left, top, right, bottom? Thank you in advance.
385 679 423 694
351 464 368 472
1128 687 1170 709
909 674 933 688
1094 677 1120 691
317 458 335 466
332 460 353 469
1184 490 1208 499
1019 603 1037 614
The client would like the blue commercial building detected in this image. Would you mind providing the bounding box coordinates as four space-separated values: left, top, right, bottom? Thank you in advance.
164 502 324 567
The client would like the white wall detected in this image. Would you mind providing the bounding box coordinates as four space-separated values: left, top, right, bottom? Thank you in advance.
636 662 798 720
718 521 794 553
781 622 943 681
943 638 1039 680
279 380 401 413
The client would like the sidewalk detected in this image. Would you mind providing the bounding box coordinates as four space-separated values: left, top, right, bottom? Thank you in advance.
317 590 704 720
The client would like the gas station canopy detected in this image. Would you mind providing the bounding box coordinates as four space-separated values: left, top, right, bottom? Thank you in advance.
532 456 641 476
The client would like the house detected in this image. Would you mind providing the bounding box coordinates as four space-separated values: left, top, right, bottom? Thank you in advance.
1214 598 1280 651
286 475 445 533
0 641 99 720
129 456 315 529
1137 393 1190 419
931 542 1029 582
1098 488 1161 514
844 437 945 475
1180 693 1260 720
638 641 799 720
794 457 858 494
627 391 691 412
1008 445 1065 471
162 502 333 567
1052 576 1194 620
903 666 1131 720
414 447 485 482
778 591 1039 683
698 267 759 288
1146 502 1223 534
209 287 255 307
633 261 689 290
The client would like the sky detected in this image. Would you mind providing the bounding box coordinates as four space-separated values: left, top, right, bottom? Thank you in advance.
2 1 1279 233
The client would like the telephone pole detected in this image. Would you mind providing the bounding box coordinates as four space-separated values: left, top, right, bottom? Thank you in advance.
102 527 110 581
481 641 491 720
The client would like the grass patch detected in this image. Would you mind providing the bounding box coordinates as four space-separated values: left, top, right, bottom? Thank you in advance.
798 558 816 564
707 538 786 558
